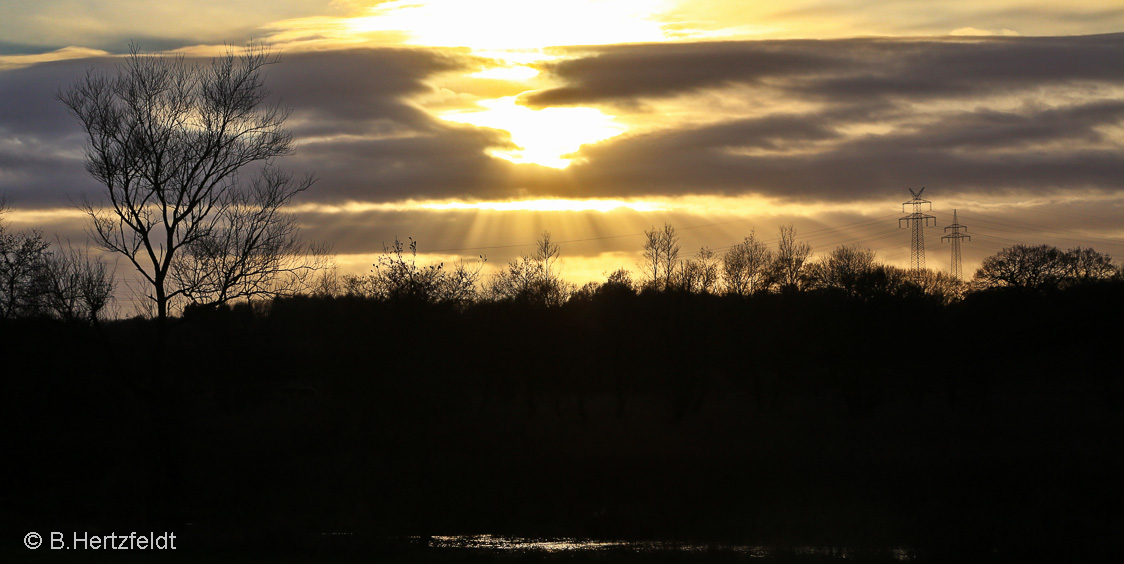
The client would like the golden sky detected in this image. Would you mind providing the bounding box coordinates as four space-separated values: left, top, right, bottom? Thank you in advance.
2 0 1124 301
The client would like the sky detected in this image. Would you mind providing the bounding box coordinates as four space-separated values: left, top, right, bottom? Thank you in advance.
2 1 1124 305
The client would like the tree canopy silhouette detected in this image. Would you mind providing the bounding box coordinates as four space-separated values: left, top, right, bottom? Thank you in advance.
973 243 1117 290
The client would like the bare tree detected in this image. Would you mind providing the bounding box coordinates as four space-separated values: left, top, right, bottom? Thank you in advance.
642 222 680 291
533 230 560 280
773 224 812 291
59 43 314 321
486 232 571 306
722 230 773 295
642 227 662 287
441 258 486 307
170 168 322 307
660 223 681 290
486 257 571 306
370 237 483 307
1 200 115 323
807 245 877 295
910 268 966 304
679 246 719 293
0 200 50 319
40 244 116 324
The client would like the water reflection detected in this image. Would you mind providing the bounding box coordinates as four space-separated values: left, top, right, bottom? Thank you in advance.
422 534 914 560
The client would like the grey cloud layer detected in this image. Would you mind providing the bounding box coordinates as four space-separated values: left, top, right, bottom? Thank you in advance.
541 35 1124 202
276 49 471 136
2 36 1123 212
567 100 1124 201
529 34 1124 106
0 47 539 207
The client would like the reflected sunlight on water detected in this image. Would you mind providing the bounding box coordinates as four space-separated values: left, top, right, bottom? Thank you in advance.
421 534 915 560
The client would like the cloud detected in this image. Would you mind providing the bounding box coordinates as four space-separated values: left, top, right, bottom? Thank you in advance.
528 34 1124 108
564 100 1124 202
505 35 1124 203
525 40 845 108
796 35 1124 104
0 1 344 53
662 0 1124 40
0 47 111 71
271 48 481 136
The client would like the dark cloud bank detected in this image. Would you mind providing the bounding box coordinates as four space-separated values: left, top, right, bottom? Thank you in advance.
531 34 1124 106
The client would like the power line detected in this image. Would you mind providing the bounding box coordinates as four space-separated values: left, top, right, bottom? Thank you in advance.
709 213 900 253
1019 206 1124 227
422 217 754 254
960 211 1124 248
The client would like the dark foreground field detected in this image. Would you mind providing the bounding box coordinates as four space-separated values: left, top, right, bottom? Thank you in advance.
3 284 1123 562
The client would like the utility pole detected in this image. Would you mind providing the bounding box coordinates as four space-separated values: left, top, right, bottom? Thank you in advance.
941 209 970 279
899 187 937 277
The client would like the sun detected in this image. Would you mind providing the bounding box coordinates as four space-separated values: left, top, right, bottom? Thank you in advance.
345 0 671 50
441 96 626 168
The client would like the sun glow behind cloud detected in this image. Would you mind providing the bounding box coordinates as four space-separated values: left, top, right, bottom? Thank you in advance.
336 0 679 167
469 65 540 81
420 199 665 213
288 198 664 214
440 96 626 168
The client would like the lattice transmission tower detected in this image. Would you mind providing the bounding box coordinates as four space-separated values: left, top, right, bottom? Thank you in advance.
899 187 937 276
941 209 971 279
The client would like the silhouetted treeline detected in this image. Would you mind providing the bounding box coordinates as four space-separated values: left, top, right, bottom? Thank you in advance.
308 228 1122 316
4 271 1124 562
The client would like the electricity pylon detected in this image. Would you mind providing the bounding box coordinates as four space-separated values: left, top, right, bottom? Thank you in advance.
899 187 937 276
941 209 971 279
